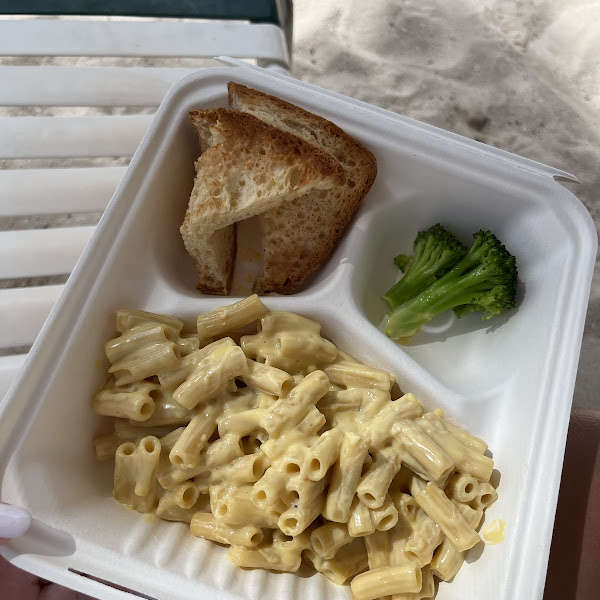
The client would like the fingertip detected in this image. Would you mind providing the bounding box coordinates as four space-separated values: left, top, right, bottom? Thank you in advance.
0 503 32 538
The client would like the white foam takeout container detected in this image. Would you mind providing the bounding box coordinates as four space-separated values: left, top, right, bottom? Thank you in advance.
0 58 596 600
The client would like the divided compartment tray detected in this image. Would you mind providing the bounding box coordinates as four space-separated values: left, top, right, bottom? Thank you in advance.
0 61 596 600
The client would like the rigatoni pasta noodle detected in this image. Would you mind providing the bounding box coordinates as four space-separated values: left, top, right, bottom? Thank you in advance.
92 295 500 599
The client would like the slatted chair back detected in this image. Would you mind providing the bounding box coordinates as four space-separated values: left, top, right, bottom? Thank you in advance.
0 1 291 399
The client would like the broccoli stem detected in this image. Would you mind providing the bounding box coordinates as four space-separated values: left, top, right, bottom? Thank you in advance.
382 224 467 309
382 270 438 309
385 258 512 340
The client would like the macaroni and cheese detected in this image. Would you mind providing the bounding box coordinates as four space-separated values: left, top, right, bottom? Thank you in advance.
92 295 498 599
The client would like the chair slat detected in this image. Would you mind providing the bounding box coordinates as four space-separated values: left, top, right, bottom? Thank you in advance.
0 354 27 403
0 226 95 278
0 285 64 348
0 21 289 63
0 115 153 159
0 167 125 216
0 66 198 107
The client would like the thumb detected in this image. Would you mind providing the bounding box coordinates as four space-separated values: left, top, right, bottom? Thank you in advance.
0 503 31 539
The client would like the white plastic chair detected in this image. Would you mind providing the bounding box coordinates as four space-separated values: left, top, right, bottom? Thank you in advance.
0 5 291 400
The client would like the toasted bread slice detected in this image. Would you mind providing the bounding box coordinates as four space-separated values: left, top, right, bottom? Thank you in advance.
228 83 377 293
181 108 345 295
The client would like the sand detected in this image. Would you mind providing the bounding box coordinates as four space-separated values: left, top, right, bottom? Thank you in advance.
293 0 600 409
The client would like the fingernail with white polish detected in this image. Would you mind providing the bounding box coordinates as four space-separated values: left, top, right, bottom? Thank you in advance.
0 504 32 538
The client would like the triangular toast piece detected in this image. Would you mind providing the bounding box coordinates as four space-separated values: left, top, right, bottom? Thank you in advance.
228 83 377 293
180 108 345 295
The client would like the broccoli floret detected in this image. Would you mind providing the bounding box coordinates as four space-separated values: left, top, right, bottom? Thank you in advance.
393 254 413 272
382 224 468 309
384 230 518 341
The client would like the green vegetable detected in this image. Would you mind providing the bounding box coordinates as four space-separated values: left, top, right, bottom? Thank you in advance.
382 224 468 309
384 229 518 342
392 253 413 272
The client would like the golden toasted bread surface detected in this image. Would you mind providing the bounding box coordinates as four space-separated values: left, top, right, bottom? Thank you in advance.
180 108 344 295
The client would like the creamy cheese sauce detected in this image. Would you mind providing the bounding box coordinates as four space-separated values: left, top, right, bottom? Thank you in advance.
96 304 500 593
482 519 506 544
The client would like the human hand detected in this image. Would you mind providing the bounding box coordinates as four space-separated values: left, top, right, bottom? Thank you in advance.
0 503 94 599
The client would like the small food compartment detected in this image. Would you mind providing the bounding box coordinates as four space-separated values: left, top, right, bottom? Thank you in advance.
351 173 574 397
0 62 596 600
